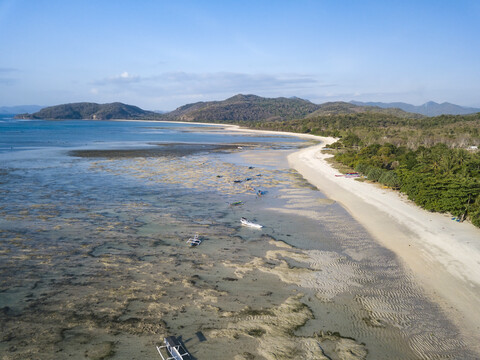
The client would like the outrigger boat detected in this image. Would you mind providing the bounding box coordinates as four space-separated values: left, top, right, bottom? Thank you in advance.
156 336 191 360
241 217 263 229
186 233 201 247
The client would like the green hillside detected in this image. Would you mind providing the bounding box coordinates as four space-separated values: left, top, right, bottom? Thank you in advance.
160 94 420 123
16 102 162 120
161 94 321 122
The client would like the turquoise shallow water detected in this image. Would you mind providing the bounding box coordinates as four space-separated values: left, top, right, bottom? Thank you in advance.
0 119 475 359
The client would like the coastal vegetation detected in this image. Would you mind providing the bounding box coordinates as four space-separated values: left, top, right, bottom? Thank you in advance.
252 112 480 149
331 141 480 227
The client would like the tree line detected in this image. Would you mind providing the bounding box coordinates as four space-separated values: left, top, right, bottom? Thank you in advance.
332 141 480 227
250 112 480 149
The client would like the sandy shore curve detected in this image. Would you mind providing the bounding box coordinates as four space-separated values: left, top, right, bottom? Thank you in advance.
224 123 480 352
287 139 480 352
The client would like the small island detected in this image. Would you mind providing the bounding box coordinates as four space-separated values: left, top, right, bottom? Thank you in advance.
15 102 163 120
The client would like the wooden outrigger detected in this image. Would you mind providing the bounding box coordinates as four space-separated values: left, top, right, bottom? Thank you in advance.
186 233 201 247
156 336 191 360
241 217 263 229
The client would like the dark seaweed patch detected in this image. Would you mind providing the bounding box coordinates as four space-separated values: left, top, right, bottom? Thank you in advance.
69 143 244 158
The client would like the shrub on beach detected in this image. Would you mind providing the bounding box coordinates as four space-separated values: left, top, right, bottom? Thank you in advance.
366 167 385 182
355 162 370 174
470 197 480 227
378 171 401 188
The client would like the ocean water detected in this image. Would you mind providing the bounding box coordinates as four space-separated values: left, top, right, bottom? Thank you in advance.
0 118 303 152
0 118 476 359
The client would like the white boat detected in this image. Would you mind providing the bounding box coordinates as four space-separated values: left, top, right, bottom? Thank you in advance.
186 234 201 247
156 336 191 360
241 217 263 229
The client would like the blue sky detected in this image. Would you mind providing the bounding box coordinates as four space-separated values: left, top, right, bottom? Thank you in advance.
1 0 479 110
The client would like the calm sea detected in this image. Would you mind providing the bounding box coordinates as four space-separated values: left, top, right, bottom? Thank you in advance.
0 117 302 153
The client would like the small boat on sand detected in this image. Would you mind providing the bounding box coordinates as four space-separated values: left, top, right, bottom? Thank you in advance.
156 336 191 359
241 217 263 229
186 234 201 247
257 189 267 196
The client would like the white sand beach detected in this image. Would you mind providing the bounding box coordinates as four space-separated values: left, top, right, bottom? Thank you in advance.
227 124 480 351
288 139 480 350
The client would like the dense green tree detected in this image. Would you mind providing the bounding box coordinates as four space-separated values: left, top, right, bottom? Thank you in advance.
366 167 386 182
333 140 480 226
379 171 401 188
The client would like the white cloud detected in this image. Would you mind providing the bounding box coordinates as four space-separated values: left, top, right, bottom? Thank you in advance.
120 71 133 79
94 71 141 86
93 71 333 97
87 71 338 109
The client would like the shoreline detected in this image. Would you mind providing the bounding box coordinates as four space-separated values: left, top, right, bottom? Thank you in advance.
224 124 480 353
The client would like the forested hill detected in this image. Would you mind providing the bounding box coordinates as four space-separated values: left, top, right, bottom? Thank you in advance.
159 94 420 123
15 102 163 120
160 94 320 122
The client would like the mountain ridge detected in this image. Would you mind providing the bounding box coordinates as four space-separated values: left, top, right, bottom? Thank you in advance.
0 105 44 115
160 94 321 122
306 101 422 119
350 100 480 116
160 94 421 122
